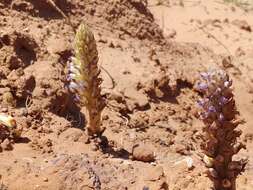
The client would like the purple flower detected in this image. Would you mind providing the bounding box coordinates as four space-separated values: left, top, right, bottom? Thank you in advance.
218 113 224 122
216 87 221 93
66 75 71 81
196 69 234 124
66 73 75 81
67 62 74 71
74 95 81 102
200 72 211 80
219 96 228 105
208 106 216 113
200 112 208 120
197 99 206 107
197 82 208 91
69 81 79 91
213 87 222 96
224 80 232 88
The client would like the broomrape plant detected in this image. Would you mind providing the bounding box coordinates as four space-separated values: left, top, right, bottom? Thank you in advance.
67 23 105 136
196 69 247 190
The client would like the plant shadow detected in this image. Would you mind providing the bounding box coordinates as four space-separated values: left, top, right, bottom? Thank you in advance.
15 136 31 144
98 136 130 160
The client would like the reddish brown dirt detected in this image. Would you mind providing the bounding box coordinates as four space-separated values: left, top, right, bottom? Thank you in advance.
0 0 253 189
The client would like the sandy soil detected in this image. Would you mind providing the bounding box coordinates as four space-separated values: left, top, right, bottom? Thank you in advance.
0 0 253 189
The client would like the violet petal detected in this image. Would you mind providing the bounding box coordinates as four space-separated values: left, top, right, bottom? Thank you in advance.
197 82 208 91
208 106 216 113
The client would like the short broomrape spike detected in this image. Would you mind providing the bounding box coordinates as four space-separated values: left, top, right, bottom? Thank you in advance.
68 23 105 136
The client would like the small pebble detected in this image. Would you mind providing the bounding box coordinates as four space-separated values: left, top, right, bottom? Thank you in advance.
43 177 48 182
185 157 194 170
1 139 12 151
91 144 98 151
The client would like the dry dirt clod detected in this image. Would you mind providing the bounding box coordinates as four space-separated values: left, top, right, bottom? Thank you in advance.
1 138 13 150
124 88 150 111
132 144 155 162
174 144 189 155
143 165 168 190
232 19 252 32
91 144 99 151
46 36 71 55
2 91 16 107
60 128 88 142
222 56 233 68
144 166 164 181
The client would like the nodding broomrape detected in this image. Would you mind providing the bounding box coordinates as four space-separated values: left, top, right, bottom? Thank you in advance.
67 23 105 136
196 69 247 190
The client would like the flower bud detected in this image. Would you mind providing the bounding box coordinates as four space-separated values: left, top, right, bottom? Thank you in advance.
228 161 242 171
197 82 208 91
0 114 16 128
203 155 214 168
208 168 218 178
222 179 231 188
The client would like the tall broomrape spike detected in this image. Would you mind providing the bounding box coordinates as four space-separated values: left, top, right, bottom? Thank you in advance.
196 69 247 190
67 23 105 136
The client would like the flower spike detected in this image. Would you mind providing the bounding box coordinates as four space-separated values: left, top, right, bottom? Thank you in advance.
68 23 105 136
196 69 247 190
